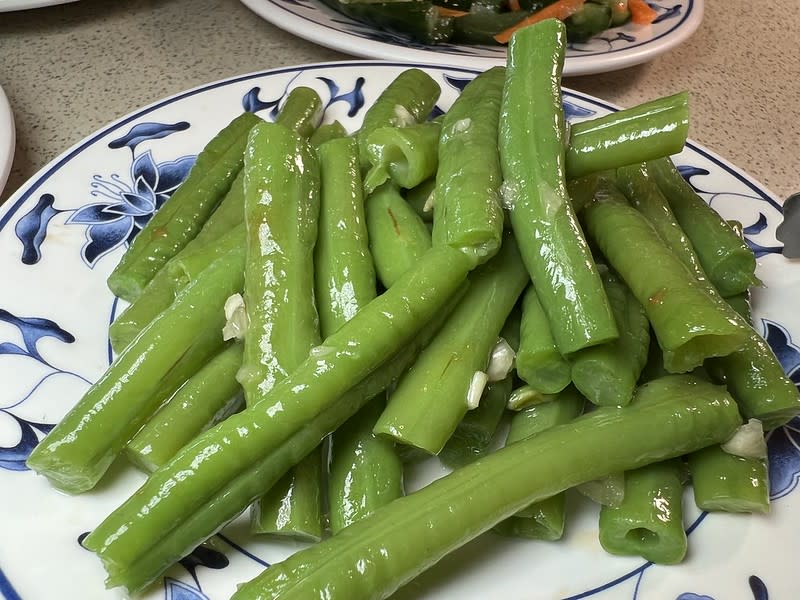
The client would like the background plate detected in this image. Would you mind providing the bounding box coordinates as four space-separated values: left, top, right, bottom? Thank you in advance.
0 84 14 195
240 0 704 76
0 61 797 600
0 0 78 12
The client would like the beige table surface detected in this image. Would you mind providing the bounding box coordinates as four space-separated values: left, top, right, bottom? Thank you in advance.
0 0 797 204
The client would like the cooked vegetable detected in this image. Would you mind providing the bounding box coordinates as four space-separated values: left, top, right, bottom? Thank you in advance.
648 156 759 297
366 183 432 288
598 459 687 564
232 375 742 599
373 233 528 454
106 112 259 302
500 20 617 355
433 66 506 266
363 121 442 194
573 174 749 373
27 244 245 493
316 136 403 533
125 342 244 471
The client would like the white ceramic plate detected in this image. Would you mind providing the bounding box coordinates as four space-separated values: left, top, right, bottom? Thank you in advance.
0 0 78 12
241 0 704 76
0 83 14 195
0 61 797 600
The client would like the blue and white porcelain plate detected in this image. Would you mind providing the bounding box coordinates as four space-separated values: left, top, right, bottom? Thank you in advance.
0 61 797 600
0 83 14 195
0 0 78 12
240 0 703 76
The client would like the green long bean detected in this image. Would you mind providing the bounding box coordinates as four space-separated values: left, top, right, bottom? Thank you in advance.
570 270 650 406
496 386 584 539
125 342 244 472
83 244 474 593
565 92 689 179
26 244 245 493
356 68 441 168
648 156 759 297
688 445 769 513
616 162 706 282
598 459 687 564
232 375 741 600
363 121 441 194
240 121 324 539
108 171 246 352
575 175 749 373
515 285 571 394
316 135 403 534
373 234 529 454
433 66 505 266
366 183 432 288
107 112 259 302
309 120 347 147
499 20 617 355
439 376 512 469
274 86 323 139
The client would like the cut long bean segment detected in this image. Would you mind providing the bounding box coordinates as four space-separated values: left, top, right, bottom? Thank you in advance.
499 20 617 355
648 156 759 297
309 120 347 148
727 292 751 321
107 112 260 302
688 445 769 513
565 92 690 179
404 177 435 222
576 472 626 507
571 271 649 406
356 68 441 168
274 86 324 139
366 183 432 288
329 395 404 533
84 245 474 593
598 459 687 564
27 244 245 494
433 66 505 266
232 375 741 600
493 495 566 541
516 286 571 394
439 376 512 469
575 175 749 373
708 331 800 429
125 342 244 472
255 449 325 541
363 121 441 194
315 137 375 335
109 172 246 352
165 223 246 288
240 121 321 404
616 162 707 282
499 386 584 534
316 134 403 534
241 121 324 537
374 234 529 455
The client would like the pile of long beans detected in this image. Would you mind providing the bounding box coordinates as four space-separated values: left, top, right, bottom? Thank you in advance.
25 18 799 600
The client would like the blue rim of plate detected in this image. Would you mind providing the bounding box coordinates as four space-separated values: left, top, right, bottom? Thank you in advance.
0 60 783 600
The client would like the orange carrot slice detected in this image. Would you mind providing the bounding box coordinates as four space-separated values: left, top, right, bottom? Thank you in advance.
628 0 658 24
437 6 469 17
494 0 586 44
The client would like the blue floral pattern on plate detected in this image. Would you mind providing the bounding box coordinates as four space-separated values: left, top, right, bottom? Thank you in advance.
0 62 796 600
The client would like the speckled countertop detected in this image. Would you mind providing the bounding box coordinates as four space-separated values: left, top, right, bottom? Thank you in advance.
0 0 797 203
